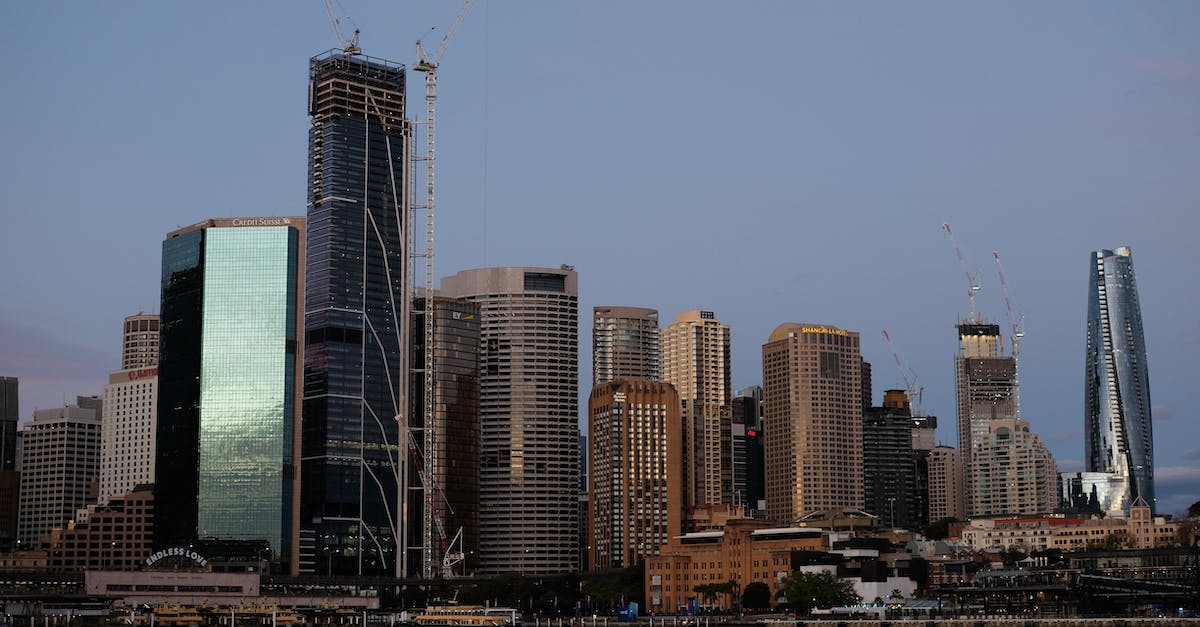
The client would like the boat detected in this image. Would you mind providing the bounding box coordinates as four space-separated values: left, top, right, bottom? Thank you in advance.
411 605 511 627
150 603 205 627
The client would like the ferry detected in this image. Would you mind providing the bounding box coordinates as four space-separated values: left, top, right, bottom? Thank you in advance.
411 605 512 627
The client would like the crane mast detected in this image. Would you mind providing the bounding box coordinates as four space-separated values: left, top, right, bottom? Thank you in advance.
993 250 1025 417
881 329 924 415
942 222 982 323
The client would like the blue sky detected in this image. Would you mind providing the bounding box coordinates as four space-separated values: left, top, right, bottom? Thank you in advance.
1 2 1197 515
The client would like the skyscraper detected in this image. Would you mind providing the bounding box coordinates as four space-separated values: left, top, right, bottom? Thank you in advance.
17 396 101 547
863 390 936 530
762 323 863 523
100 366 157 505
954 323 1016 516
1084 246 1155 512
1 377 16 472
122 314 160 370
928 445 965 523
441 266 579 575
593 306 661 386
155 217 304 574
662 310 732 508
301 51 410 577
970 417 1057 516
588 380 681 570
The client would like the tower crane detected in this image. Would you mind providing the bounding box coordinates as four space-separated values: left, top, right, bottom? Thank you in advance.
322 0 361 56
993 250 1025 417
942 222 982 323
411 0 476 580
881 329 924 415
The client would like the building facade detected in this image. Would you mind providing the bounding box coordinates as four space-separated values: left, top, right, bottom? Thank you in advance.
155 218 304 574
122 314 160 370
969 417 1057 517
928 445 965 522
440 266 579 575
863 390 935 530
593 306 661 386
732 387 764 516
1084 247 1155 512
47 484 154 571
100 367 157 505
588 380 681 570
408 295 480 576
17 397 102 547
954 323 1017 517
301 51 410 577
959 499 1178 552
662 310 732 509
1 377 16 472
762 323 863 523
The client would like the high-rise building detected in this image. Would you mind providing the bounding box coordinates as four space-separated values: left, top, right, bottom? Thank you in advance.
155 217 304 574
441 266 579 575
662 310 732 508
954 323 1016 516
593 307 661 386
1084 247 1155 512
1 377 16 472
17 396 102 547
100 367 157 505
301 50 410 577
928 445 965 522
861 359 872 413
587 380 681 570
761 323 863 523
122 314 160 370
408 295 480 576
732 386 764 517
862 390 936 530
970 417 1058 516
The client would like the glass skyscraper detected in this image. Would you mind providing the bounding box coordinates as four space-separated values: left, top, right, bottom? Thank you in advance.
1084 246 1154 512
301 51 410 577
155 217 304 574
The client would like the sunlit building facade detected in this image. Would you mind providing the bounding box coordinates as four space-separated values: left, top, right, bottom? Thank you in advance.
593 306 661 386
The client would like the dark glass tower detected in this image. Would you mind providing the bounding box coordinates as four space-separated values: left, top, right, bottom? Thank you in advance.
301 51 410 577
0 377 16 471
1085 247 1154 512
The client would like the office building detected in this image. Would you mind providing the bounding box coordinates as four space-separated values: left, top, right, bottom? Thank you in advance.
954 323 1016 516
1 377 16 471
122 314 160 370
970 417 1058 516
732 386 764 516
408 295 480 576
17 396 102 547
928 445 965 522
1084 247 1155 512
441 266 579 575
301 50 410 577
762 323 863 523
593 306 661 386
588 380 681 570
100 366 157 505
863 390 935 530
47 484 154 571
662 310 732 508
155 217 304 574
861 359 872 413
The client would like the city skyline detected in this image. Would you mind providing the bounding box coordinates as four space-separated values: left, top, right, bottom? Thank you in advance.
0 2 1197 514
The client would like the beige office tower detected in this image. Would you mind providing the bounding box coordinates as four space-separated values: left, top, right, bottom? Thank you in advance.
662 310 732 507
122 314 159 370
928 445 965 522
17 397 102 547
588 380 681 570
970 417 1058 516
99 368 157 505
761 323 863 523
955 323 1016 516
593 307 661 386
440 266 579 575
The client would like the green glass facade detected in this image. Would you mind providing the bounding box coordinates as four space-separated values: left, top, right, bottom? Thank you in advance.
156 219 302 572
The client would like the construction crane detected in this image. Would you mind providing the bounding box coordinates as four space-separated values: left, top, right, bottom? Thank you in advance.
411 0 476 580
322 0 361 56
881 329 924 415
993 250 1025 417
943 222 982 322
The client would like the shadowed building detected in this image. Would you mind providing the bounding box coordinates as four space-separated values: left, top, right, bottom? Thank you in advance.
928 445 965 522
863 390 936 530
122 314 160 370
593 306 661 386
17 396 102 548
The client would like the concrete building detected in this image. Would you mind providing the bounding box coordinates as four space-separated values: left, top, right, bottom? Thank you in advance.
46 484 154 571
970 417 1057 517
17 397 102 547
958 498 1178 552
955 323 1017 517
1085 247 1156 512
662 310 732 508
587 380 681 570
441 266 579 575
593 306 661 386
928 445 965 522
100 366 157 505
863 390 935 530
122 314 160 370
762 323 863 523
155 217 304 574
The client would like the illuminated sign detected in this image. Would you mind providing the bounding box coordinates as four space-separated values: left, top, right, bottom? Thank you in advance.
128 368 158 381
230 217 292 227
613 392 627 403
801 326 848 337
145 547 209 568
699 311 715 320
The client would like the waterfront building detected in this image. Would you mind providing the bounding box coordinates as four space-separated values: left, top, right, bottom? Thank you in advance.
761 323 863 523
16 396 102 547
122 314 160 370
969 417 1057 517
662 310 732 508
863 390 935 530
155 217 304 574
1084 247 1155 512
587 380 681 570
593 306 661 386
408 295 481 575
958 498 1178 552
954 323 1017 516
100 366 157 505
440 266 579 575
928 445 965 522
301 50 410 577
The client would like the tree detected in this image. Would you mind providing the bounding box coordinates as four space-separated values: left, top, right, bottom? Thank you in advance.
740 582 772 611
777 571 861 614
922 517 957 541
1100 530 1135 550
1000 546 1028 568
1188 499 1200 519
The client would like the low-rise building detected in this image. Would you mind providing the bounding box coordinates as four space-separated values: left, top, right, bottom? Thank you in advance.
958 498 1178 552
46 484 153 571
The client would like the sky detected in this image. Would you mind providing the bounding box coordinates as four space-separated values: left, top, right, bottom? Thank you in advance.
1 2 1197 515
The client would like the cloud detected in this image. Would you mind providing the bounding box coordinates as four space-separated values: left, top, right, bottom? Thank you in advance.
1153 405 1175 421
1155 466 1200 517
1046 429 1084 444
0 311 111 422
1182 449 1200 462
